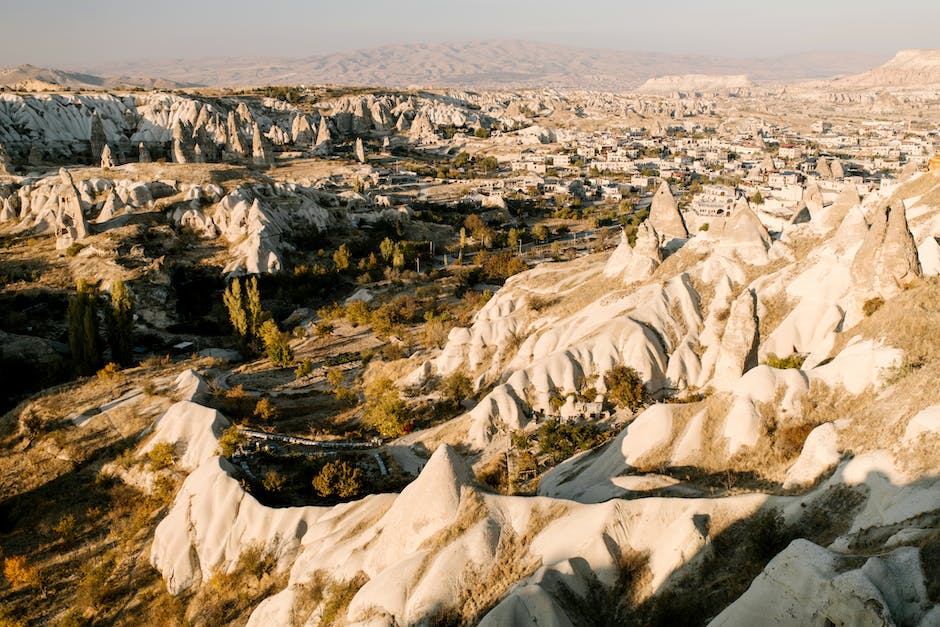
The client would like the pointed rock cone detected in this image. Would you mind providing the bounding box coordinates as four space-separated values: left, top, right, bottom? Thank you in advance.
649 181 688 241
819 183 861 231
354 137 366 163
803 178 824 214
100 144 114 169
603 222 661 282
851 201 920 299
718 196 771 260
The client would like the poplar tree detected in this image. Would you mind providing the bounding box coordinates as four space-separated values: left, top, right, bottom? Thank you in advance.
105 279 134 366
68 280 102 375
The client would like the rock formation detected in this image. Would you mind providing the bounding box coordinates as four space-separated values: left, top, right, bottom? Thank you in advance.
313 116 332 155
649 181 688 241
99 143 114 169
851 201 921 299
89 111 107 164
820 183 861 231
603 222 661 282
251 123 268 166
55 168 88 248
354 137 366 163
138 142 151 163
711 288 759 391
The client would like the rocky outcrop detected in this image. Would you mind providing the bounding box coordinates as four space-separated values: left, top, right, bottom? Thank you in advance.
716 196 771 263
711 540 934 627
313 116 332 155
819 183 860 231
603 222 661 282
711 288 759 391
54 168 88 248
99 143 114 169
649 181 688 241
354 137 366 163
89 111 107 164
851 201 920 299
251 123 268 166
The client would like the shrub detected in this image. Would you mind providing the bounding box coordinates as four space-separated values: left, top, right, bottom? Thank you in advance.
218 426 247 457
364 378 411 437
441 372 473 407
53 513 77 543
295 358 314 379
332 244 352 271
66 242 85 257
147 441 177 471
604 365 647 412
262 470 286 493
315 320 334 337
253 398 279 422
862 296 885 317
312 460 362 498
3 555 39 589
765 352 806 370
97 361 121 379
260 319 294 367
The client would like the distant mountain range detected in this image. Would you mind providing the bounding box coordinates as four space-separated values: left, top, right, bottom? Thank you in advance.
8 41 937 92
77 40 887 90
0 64 195 90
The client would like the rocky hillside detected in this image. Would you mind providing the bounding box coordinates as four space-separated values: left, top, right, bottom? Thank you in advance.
636 74 755 95
11 168 936 624
829 49 940 89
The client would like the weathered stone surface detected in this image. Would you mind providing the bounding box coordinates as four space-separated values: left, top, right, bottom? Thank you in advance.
851 201 921 298
55 168 88 247
138 142 151 163
100 143 114 169
251 123 269 166
603 222 661 282
89 111 107 164
649 181 688 241
803 178 824 213
226 110 248 157
314 116 332 154
820 183 861 231
354 137 366 163
711 288 759 391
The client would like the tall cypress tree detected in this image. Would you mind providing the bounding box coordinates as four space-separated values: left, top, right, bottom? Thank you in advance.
105 279 134 366
68 280 102 375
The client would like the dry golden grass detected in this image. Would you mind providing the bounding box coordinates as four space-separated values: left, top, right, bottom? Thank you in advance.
757 289 792 344
440 502 568 625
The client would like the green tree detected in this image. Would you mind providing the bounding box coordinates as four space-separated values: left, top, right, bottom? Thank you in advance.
379 237 396 264
105 279 134 366
224 276 266 355
480 156 499 173
260 319 294 367
68 280 103 375
604 365 647 412
441 372 473 409
224 277 249 352
333 244 352 271
364 377 411 437
312 460 362 498
455 152 470 168
532 224 549 242
218 426 247 457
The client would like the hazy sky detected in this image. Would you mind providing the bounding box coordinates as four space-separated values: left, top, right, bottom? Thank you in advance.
1 0 937 68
